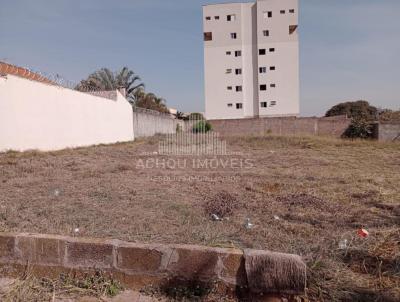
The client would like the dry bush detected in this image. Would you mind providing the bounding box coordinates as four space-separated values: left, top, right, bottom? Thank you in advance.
203 191 241 218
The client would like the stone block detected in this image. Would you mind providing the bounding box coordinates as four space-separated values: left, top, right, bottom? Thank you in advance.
66 239 113 269
166 245 220 280
35 235 65 265
220 249 246 285
116 244 162 272
0 233 15 259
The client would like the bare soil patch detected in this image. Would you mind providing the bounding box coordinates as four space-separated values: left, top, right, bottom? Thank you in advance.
0 135 399 301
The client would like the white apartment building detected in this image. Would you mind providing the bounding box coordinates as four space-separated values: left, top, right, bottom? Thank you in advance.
203 0 299 120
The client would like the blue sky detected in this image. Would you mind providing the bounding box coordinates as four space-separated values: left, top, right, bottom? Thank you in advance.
0 0 399 116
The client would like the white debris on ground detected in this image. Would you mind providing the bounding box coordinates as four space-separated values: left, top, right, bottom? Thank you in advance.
211 213 221 221
244 218 254 229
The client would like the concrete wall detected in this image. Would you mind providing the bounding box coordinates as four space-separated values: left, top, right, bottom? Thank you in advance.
133 107 183 138
209 116 351 137
203 0 299 120
0 75 134 152
375 122 400 141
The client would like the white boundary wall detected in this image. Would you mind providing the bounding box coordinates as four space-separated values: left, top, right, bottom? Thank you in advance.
0 75 134 152
133 108 183 138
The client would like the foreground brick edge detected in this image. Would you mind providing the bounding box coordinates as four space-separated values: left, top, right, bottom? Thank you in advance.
0 232 306 297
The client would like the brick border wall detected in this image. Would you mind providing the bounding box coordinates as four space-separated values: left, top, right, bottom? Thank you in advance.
0 233 305 297
209 116 351 138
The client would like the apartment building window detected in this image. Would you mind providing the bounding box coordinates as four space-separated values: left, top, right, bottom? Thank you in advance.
259 49 266 55
280 10 285 14
235 68 242 75
270 66 276 71
263 30 269 37
263 11 272 18
228 103 233 107
235 50 241 57
236 86 242 92
227 86 233 90
259 67 267 73
289 25 298 35
260 84 267 91
206 16 211 20
260 102 268 108
227 14 236 21
204 32 212 41
215 16 220 20
231 33 237 39
269 48 275 52
270 84 276 88
226 51 231 55
236 103 243 109
270 101 277 106
226 69 232 74
289 9 295 13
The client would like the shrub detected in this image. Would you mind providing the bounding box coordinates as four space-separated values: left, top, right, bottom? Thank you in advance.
192 120 212 133
342 118 373 139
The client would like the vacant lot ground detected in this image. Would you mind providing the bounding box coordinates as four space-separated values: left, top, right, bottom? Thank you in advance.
0 135 399 301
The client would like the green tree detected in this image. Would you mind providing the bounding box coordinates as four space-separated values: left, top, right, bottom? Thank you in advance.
75 67 144 103
326 101 379 139
325 100 378 121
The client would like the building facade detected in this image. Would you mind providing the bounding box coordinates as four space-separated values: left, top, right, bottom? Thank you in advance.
203 0 299 120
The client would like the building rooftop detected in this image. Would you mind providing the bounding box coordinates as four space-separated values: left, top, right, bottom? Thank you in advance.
0 61 55 85
202 0 265 7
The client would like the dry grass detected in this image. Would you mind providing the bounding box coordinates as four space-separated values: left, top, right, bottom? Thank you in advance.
0 135 399 301
0 269 123 301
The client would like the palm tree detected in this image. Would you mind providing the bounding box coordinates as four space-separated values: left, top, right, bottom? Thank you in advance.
133 89 169 113
154 96 166 107
76 67 169 113
76 67 144 103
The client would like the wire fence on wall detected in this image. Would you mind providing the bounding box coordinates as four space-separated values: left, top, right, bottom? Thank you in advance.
0 59 110 94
